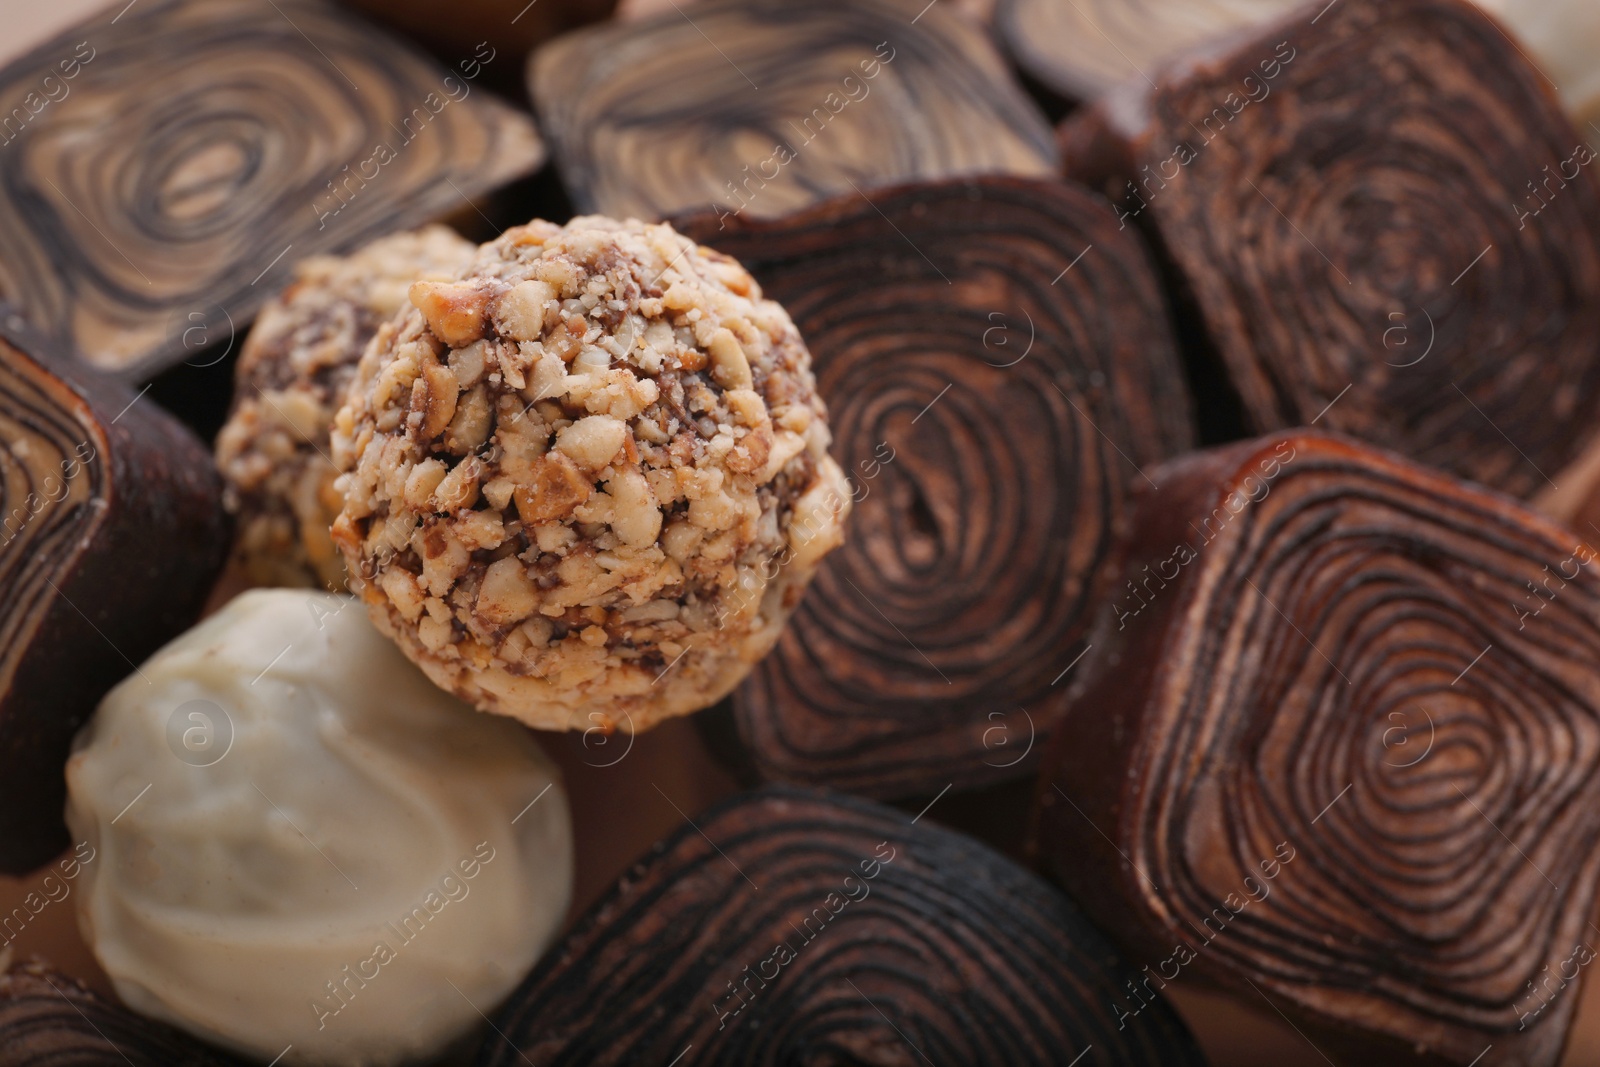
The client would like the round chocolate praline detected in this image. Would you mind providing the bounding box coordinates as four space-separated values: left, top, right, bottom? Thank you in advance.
332 216 850 733
216 227 476 590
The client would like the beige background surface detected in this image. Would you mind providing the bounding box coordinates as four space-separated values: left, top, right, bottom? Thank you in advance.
0 0 108 67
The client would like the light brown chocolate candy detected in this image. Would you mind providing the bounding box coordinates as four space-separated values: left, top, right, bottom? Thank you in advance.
529 0 1057 221
0 0 543 378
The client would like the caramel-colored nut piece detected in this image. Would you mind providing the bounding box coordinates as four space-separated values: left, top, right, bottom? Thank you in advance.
418 362 460 440
660 519 702 561
477 556 541 625
606 469 662 548
405 458 448 509
707 328 753 389
410 280 491 348
493 279 557 341
449 340 489 388
444 384 493 453
435 457 482 511
514 451 593 524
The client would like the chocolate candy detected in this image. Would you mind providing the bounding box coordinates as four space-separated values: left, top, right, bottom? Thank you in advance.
478 786 1206 1066
214 226 477 590
0 0 543 378
1000 0 1600 136
678 176 1195 798
66 590 573 1065
1036 431 1600 1065
995 0 1286 105
330 217 851 734
0 962 245 1066
529 0 1058 221
0 323 226 873
1062 0 1600 496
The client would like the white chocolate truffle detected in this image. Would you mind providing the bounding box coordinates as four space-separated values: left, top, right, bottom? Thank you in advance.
331 216 851 735
63 589 572 1066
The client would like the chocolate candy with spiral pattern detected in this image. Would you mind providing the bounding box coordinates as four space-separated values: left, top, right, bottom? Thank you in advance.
0 0 543 379
1061 0 1600 498
0 962 246 1067
997 0 1600 142
1036 430 1600 1066
529 0 1058 222
678 175 1195 799
995 0 1290 105
477 785 1206 1067
0 322 226 873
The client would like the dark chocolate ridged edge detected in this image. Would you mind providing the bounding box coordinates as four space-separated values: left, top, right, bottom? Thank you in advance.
478 784 1206 1066
0 961 246 1066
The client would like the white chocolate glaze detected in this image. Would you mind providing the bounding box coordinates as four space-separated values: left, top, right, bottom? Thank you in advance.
65 589 572 1065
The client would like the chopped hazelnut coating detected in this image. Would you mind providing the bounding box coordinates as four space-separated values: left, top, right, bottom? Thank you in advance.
215 227 477 589
331 217 851 732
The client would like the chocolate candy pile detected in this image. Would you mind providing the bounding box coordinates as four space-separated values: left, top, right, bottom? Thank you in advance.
5 0 1600 1064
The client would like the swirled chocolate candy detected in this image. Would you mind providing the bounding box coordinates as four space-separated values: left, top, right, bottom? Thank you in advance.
995 0 1289 104
0 962 245 1067
998 0 1600 131
529 0 1058 222
0 0 543 378
678 176 1195 798
478 786 1206 1066
0 327 225 874
1036 431 1600 1065
1061 0 1600 497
